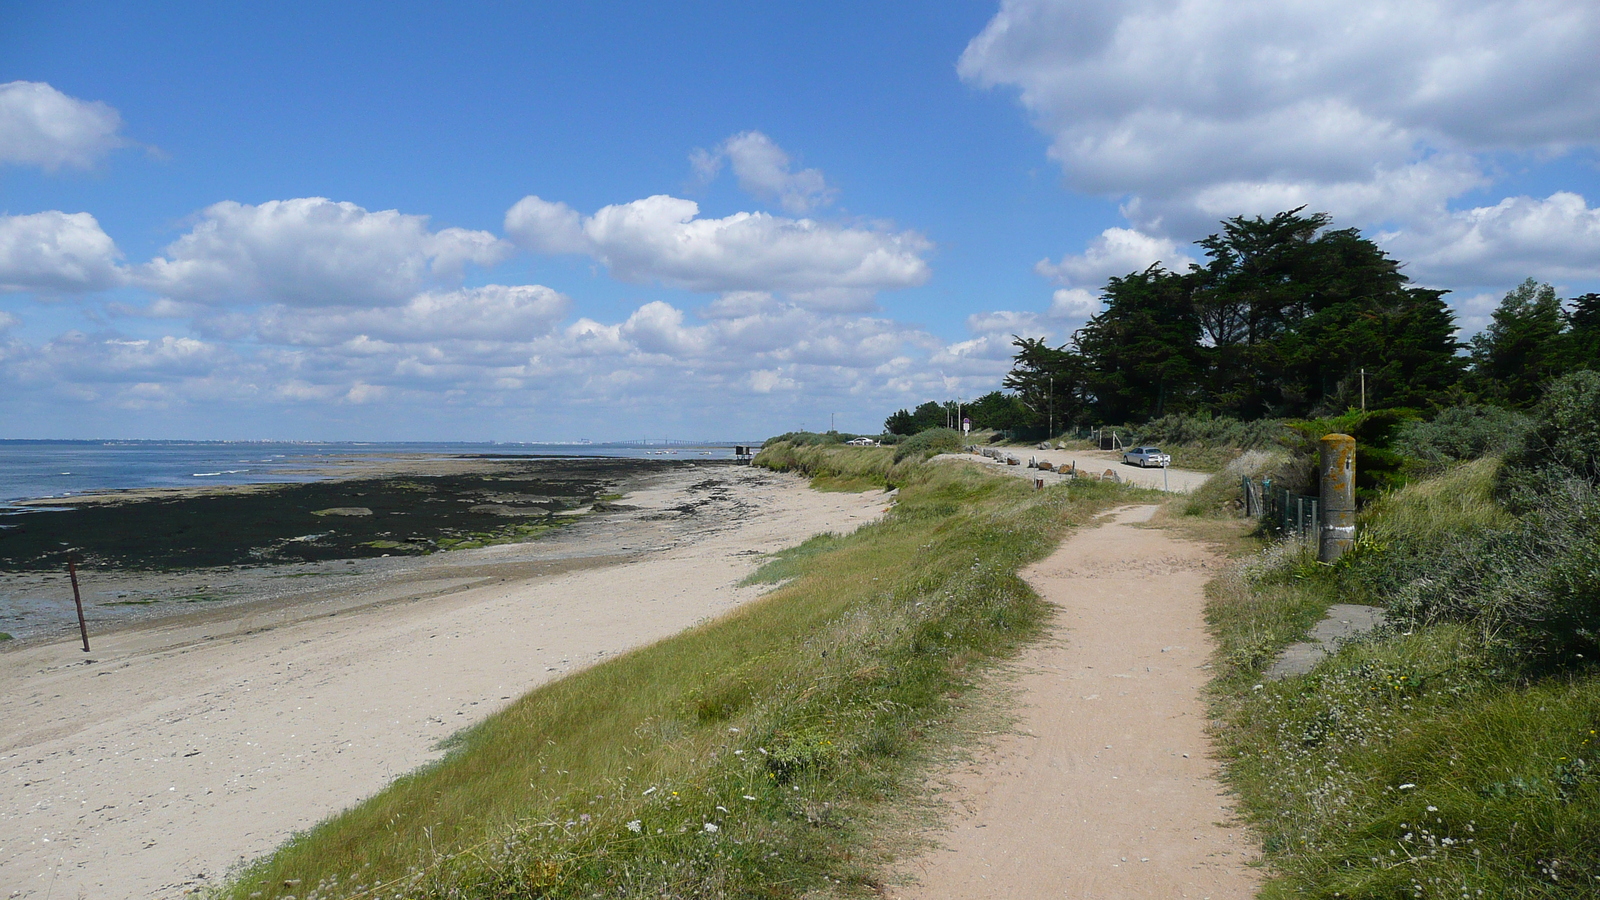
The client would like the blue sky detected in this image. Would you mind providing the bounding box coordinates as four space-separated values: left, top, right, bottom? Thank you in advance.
3 1 1598 440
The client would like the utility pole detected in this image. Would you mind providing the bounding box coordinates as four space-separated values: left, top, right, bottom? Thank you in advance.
1048 377 1054 439
1360 368 1366 411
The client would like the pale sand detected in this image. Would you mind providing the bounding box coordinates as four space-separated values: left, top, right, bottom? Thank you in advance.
0 467 889 900
892 505 1259 899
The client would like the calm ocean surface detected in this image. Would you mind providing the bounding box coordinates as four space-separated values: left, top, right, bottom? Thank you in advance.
0 440 747 508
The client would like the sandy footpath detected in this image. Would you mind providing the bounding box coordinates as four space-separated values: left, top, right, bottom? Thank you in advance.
0 466 888 900
892 506 1259 899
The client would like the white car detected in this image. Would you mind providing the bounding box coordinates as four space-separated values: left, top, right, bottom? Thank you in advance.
1123 446 1171 467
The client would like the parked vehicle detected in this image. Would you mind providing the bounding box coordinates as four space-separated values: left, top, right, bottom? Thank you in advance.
1123 446 1171 467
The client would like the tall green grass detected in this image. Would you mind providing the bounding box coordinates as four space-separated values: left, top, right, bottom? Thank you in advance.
1356 456 1511 548
214 449 1133 900
1208 454 1600 897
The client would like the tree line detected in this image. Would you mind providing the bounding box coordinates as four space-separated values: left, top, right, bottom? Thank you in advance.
886 208 1598 435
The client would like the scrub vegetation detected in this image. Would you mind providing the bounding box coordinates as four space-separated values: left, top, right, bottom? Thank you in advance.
214 446 1136 900
1204 371 1600 898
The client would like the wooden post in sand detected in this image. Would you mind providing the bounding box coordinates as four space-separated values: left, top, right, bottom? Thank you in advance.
68 556 90 652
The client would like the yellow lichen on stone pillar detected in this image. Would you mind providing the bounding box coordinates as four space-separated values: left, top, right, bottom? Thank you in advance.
1319 433 1356 562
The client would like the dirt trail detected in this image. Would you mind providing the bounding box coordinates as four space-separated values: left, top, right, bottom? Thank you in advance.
892 505 1259 899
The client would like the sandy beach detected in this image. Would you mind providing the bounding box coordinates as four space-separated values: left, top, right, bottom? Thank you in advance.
0 464 889 899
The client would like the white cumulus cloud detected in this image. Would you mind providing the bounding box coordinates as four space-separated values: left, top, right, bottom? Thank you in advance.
138 198 512 307
1036 227 1195 288
1386 191 1600 285
0 81 125 170
505 193 929 301
961 0 1600 293
0 211 123 292
217 284 571 347
1048 288 1102 320
692 131 837 214
960 1 1600 209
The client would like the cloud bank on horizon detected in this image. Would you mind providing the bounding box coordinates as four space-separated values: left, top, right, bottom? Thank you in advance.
1 1 1597 439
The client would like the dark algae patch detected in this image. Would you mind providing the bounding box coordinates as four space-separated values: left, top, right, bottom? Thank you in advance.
0 458 706 571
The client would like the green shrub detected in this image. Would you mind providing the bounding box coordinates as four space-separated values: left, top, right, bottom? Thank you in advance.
891 428 964 462
1396 404 1533 463
762 431 878 447
1284 408 1419 502
1134 413 1287 449
1349 461 1600 670
1504 370 1600 492
1211 425 1600 897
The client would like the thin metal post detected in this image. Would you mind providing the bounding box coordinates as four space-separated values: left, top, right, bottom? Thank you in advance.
69 558 89 652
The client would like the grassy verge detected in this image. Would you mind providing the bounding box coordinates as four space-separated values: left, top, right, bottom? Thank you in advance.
214 446 1137 900
1204 459 1600 897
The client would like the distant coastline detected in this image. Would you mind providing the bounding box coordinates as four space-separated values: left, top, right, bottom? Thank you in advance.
0 455 726 643
0 439 753 508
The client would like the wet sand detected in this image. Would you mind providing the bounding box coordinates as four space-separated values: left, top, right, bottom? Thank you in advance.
0 465 890 899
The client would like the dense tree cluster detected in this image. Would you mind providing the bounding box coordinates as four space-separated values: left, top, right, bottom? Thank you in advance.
885 209 1598 437
997 209 1598 431
1005 209 1469 427
1467 279 1600 408
884 392 1030 436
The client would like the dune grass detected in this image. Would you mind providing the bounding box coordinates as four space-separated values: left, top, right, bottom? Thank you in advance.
1206 458 1600 897
214 447 1135 900
1357 456 1511 547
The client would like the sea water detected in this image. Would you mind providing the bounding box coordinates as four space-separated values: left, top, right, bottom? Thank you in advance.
0 440 746 508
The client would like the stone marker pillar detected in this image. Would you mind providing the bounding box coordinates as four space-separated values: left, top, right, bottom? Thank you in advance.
1319 433 1356 562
